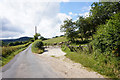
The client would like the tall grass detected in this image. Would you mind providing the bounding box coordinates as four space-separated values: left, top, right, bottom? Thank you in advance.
1 42 31 66
62 45 120 79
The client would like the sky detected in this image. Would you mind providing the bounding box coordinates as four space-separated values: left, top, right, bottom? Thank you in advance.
0 0 99 39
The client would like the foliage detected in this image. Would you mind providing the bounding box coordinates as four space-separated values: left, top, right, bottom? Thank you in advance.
76 16 93 41
60 2 120 79
30 39 34 42
52 36 58 38
2 42 31 58
90 2 120 26
2 37 32 46
34 33 41 40
60 2 120 42
8 42 15 46
62 44 120 78
8 41 29 46
92 13 120 56
33 40 43 49
0 41 6 47
2 47 27 66
1 42 31 66
60 19 78 42
40 36 47 41
31 40 44 54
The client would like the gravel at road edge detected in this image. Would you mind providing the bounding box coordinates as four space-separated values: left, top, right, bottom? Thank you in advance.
36 47 106 78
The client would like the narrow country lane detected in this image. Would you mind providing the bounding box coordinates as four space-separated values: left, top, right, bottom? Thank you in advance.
2 44 61 78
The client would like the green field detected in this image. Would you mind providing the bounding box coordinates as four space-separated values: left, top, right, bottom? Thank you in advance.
43 37 68 44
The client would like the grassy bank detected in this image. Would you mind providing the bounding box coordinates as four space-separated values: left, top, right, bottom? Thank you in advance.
1 42 31 66
43 36 68 44
31 40 44 54
62 45 120 79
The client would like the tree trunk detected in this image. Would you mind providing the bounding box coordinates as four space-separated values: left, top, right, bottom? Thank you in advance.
81 37 83 41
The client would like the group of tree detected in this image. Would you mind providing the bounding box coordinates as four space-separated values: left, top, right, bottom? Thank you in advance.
60 2 120 56
52 35 64 38
61 2 120 42
33 33 48 41
8 41 28 46
0 41 6 47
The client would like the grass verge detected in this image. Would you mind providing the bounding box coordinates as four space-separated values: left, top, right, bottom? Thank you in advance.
31 40 44 54
61 45 120 79
1 42 31 67
2 47 27 66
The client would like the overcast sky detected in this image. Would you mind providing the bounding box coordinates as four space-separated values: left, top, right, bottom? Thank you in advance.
0 0 99 39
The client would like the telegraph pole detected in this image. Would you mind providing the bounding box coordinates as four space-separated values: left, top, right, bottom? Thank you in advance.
35 26 37 34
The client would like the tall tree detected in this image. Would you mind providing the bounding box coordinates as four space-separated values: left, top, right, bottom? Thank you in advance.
90 2 120 28
34 33 41 40
76 16 92 41
60 19 77 42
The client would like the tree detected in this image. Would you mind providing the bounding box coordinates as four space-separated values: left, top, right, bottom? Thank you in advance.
0 41 6 46
34 40 43 49
14 41 20 45
60 19 77 42
34 33 41 40
40 36 47 40
8 42 15 46
92 13 120 56
90 2 120 28
76 16 92 41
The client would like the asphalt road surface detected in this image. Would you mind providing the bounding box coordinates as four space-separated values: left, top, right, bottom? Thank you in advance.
2 44 61 78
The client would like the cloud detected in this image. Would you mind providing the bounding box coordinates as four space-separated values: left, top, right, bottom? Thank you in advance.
1 18 23 33
37 13 71 38
81 6 91 12
1 31 22 39
0 0 71 39
79 12 90 18
69 12 73 15
68 12 78 17
68 11 89 19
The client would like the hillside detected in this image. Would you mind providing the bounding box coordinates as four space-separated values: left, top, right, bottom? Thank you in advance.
1 37 32 44
43 36 68 44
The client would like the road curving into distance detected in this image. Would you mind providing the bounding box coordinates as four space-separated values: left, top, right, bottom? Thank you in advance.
2 44 61 78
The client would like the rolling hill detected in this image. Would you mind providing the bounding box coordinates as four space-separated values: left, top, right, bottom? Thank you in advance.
1 37 32 44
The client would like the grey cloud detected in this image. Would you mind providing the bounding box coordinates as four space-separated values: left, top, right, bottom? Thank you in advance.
0 0 69 39
1 18 24 33
1 31 22 38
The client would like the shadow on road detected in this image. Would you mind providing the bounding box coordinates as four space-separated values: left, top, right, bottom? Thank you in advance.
44 50 48 52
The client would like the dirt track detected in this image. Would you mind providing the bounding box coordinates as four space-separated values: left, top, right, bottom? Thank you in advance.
37 46 105 78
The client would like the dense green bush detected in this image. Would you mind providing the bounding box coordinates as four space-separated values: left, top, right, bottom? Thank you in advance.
32 40 44 54
89 13 120 78
33 40 43 49
2 42 31 58
62 43 120 78
92 13 120 56
8 41 29 46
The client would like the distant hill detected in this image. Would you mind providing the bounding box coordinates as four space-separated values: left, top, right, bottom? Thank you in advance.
1 37 33 44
